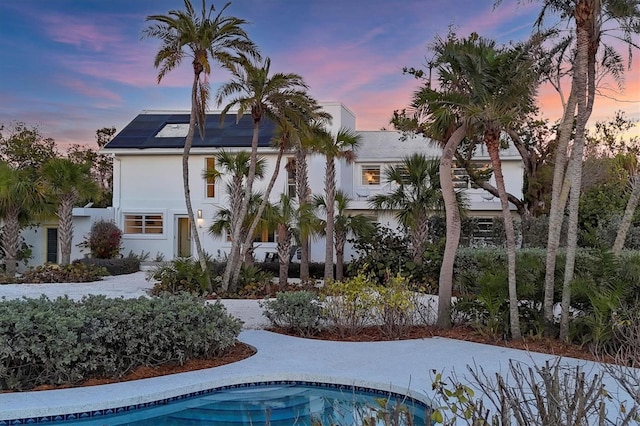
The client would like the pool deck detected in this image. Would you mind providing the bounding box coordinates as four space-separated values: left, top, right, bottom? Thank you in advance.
0 272 635 422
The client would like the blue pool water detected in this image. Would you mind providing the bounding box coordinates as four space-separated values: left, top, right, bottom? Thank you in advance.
55 382 431 425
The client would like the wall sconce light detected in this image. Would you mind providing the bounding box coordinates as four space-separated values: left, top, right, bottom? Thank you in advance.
197 209 203 219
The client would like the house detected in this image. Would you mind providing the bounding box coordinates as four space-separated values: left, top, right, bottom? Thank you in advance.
18 102 524 268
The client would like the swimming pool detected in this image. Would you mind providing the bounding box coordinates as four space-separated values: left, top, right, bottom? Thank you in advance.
46 381 431 425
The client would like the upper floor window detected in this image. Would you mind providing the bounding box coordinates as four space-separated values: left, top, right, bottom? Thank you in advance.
361 165 381 185
286 157 296 198
452 161 491 189
205 157 216 198
124 214 163 234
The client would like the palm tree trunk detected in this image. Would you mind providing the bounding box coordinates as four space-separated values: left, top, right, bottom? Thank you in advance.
239 143 286 273
229 119 262 288
2 206 20 276
437 125 467 328
324 155 336 280
543 85 578 324
295 145 312 282
486 131 521 340
185 74 211 291
58 195 74 265
560 9 598 340
613 176 640 256
277 224 290 289
335 230 346 281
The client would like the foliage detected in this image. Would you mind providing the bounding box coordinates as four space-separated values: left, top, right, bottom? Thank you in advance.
371 274 418 339
74 253 140 276
348 223 441 290
261 291 324 336
570 249 640 350
20 263 107 283
0 293 242 391
430 358 637 425
80 219 122 259
595 213 640 250
234 264 274 298
147 256 222 295
453 249 547 339
0 122 58 170
321 274 377 338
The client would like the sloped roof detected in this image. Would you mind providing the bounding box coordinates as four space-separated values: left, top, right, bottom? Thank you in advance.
103 112 277 150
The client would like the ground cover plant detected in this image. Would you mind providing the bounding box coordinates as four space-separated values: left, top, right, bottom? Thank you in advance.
0 293 242 391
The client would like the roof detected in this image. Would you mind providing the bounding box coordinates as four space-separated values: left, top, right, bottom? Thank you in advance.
103 112 277 150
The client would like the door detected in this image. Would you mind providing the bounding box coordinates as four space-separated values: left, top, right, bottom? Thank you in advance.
177 217 191 257
46 228 58 263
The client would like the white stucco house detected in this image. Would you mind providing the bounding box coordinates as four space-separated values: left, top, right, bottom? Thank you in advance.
17 102 524 268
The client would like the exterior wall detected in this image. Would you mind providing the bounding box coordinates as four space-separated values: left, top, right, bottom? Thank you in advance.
19 208 114 271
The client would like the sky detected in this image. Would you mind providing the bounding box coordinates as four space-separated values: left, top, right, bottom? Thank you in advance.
0 0 638 151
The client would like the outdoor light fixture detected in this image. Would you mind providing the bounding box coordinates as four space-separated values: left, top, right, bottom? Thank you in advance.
197 209 203 219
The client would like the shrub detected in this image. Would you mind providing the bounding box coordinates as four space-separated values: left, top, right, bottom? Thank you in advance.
20 263 107 283
0 293 242 391
74 252 140 275
372 274 417 339
235 265 274 298
322 274 377 338
147 256 223 295
261 291 323 336
81 220 122 259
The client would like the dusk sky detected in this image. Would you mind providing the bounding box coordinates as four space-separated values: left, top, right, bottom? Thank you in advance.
0 0 638 150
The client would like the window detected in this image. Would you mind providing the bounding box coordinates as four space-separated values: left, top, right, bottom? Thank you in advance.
472 217 494 244
361 165 381 185
205 157 215 198
452 161 491 189
286 157 296 198
124 214 164 234
254 228 276 243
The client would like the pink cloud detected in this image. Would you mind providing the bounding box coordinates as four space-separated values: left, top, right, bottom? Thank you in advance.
41 14 125 52
58 78 122 105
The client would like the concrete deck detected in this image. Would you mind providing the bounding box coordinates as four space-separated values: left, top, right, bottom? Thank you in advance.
0 272 634 423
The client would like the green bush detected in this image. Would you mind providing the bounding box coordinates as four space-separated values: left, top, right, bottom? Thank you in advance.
74 253 140 275
372 274 417 339
322 274 377 338
80 220 122 259
0 293 242 391
147 256 223 295
261 291 323 336
20 262 107 283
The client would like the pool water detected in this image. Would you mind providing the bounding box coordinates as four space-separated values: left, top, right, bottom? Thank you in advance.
59 383 431 425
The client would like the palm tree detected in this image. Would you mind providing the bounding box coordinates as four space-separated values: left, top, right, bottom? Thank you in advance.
143 0 259 292
209 191 266 271
264 193 298 288
40 158 100 265
312 127 361 280
397 33 538 334
204 150 266 271
0 162 48 276
370 154 447 267
216 54 314 290
530 0 640 339
314 190 376 281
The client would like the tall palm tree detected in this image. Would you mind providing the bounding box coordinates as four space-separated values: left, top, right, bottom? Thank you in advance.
314 190 376 281
398 33 538 334
312 127 361 280
40 158 100 265
143 0 259 292
530 0 640 339
370 154 447 266
216 54 315 290
0 162 48 276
